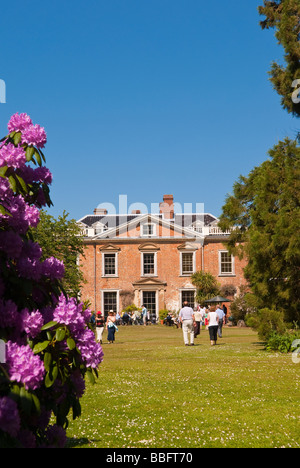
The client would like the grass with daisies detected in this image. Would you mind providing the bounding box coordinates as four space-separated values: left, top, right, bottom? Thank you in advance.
66 325 299 448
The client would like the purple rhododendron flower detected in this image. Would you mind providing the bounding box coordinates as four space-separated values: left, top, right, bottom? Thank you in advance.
42 256 65 279
70 370 86 398
0 299 19 328
45 425 67 448
0 231 23 258
76 328 104 368
18 429 36 448
0 113 104 447
21 124 47 149
0 143 26 169
7 112 33 133
53 294 83 328
0 396 21 437
6 341 45 390
22 309 44 338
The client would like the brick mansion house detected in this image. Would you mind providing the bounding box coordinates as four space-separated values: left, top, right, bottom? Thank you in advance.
77 195 248 318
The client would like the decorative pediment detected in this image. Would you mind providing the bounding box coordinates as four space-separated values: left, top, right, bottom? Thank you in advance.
99 244 121 252
138 243 160 251
177 242 199 251
132 278 167 288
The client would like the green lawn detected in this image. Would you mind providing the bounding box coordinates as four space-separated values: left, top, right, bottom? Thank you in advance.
67 325 300 448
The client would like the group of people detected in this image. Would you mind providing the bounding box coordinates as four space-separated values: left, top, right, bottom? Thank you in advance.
93 310 118 344
93 304 152 345
92 302 227 346
115 306 156 326
179 302 226 346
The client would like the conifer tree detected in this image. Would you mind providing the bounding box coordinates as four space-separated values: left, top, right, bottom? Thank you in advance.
219 1 300 323
258 0 300 117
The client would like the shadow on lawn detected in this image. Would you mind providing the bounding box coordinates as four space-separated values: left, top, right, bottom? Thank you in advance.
66 437 100 448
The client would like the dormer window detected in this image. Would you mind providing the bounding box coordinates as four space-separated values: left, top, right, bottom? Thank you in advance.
191 220 204 233
93 221 108 235
141 223 156 237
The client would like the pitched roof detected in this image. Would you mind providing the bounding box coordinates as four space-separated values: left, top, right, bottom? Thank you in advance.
78 212 217 229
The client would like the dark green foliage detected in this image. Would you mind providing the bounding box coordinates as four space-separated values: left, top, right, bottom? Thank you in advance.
258 0 300 118
219 139 300 322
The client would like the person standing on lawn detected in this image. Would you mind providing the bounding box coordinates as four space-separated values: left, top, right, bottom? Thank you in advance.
194 306 202 338
207 306 219 346
216 304 225 338
142 304 148 326
106 310 117 344
95 311 105 344
179 301 195 346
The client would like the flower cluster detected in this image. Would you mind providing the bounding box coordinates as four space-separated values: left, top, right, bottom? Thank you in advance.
0 113 103 448
6 341 45 391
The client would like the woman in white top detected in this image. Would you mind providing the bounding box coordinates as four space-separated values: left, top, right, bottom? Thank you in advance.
207 306 219 346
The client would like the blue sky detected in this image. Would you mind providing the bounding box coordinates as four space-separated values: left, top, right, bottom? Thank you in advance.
0 0 297 220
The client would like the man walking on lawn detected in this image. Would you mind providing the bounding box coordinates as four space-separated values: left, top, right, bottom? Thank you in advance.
179 301 195 346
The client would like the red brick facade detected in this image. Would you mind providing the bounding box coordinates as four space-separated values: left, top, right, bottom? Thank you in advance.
78 196 248 317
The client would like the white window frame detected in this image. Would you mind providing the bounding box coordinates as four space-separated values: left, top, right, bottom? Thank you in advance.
180 251 196 276
102 252 119 277
93 221 108 235
218 250 235 276
141 223 156 237
141 290 159 318
141 251 157 277
101 290 120 316
179 289 197 309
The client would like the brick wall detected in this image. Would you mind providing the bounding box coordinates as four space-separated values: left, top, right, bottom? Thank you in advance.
79 238 247 315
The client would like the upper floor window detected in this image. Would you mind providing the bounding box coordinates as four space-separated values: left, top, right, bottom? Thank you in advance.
219 250 234 275
142 223 156 237
180 252 195 275
102 252 118 277
93 221 108 235
142 252 157 276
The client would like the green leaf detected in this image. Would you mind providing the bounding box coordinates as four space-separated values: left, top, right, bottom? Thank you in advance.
32 393 41 415
13 132 21 145
45 366 58 388
56 327 66 342
8 175 17 192
0 165 8 178
33 340 49 354
41 320 57 331
15 174 28 193
86 368 95 385
44 352 52 371
34 150 42 166
0 204 11 216
67 337 76 350
38 148 46 163
25 146 35 162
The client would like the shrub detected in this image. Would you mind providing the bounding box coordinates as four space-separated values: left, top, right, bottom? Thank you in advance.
159 309 169 321
0 113 103 448
265 330 300 353
247 308 287 341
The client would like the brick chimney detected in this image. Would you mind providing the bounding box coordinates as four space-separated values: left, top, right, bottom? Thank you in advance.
159 194 174 219
94 208 108 215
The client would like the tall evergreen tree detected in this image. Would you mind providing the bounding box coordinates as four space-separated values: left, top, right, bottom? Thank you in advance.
219 2 300 323
219 139 300 322
258 0 300 118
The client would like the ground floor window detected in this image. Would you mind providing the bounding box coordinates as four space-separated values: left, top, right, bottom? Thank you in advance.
181 290 196 309
142 291 157 316
103 291 118 319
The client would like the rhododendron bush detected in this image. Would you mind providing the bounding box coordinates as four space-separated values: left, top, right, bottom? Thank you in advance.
0 113 103 448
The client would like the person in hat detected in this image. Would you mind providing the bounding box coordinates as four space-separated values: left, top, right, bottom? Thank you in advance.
106 310 117 344
95 311 105 344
